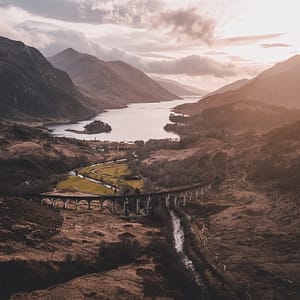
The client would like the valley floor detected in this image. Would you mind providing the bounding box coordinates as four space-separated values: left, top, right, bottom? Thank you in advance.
2 120 300 299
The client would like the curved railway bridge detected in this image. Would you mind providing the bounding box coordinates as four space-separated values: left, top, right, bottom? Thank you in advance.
20 182 213 216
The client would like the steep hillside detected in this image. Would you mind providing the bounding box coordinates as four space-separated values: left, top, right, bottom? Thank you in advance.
49 49 178 109
174 55 300 131
206 78 250 97
250 120 300 190
177 55 300 115
155 78 206 96
239 55 300 108
0 37 93 122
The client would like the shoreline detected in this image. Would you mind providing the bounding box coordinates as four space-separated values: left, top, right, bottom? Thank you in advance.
46 97 197 142
44 97 184 127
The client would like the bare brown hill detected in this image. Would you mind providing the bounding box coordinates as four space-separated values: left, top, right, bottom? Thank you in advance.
174 55 300 130
0 36 94 122
177 55 300 114
49 48 178 110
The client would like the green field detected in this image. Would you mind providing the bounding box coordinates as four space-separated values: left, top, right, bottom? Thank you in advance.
56 161 144 195
57 176 114 195
80 162 144 190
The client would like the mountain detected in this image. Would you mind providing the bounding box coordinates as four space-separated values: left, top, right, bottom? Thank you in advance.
177 55 300 116
0 36 93 122
155 77 206 96
206 78 250 97
238 55 300 108
49 49 178 109
174 55 300 131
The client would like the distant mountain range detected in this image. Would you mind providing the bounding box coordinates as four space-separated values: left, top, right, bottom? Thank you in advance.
154 77 206 96
4 34 300 128
49 48 177 111
176 55 300 129
0 37 178 123
0 36 93 122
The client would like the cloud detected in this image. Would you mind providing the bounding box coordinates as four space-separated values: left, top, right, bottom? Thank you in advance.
227 55 249 62
144 55 237 77
0 8 253 80
205 50 228 56
216 33 284 46
1 17 238 78
0 7 53 48
90 0 162 25
137 52 174 59
0 0 162 26
19 21 146 68
150 8 216 45
260 43 292 48
0 0 85 23
0 12 146 69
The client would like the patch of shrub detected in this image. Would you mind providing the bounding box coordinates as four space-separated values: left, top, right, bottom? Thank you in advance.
147 239 203 299
140 153 215 188
96 238 141 269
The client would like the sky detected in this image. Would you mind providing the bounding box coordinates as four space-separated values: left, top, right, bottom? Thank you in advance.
0 0 299 91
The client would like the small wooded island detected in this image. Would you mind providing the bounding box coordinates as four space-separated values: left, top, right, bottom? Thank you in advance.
66 120 112 134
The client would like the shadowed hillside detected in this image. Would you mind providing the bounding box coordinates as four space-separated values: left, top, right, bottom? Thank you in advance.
250 120 300 190
0 37 94 122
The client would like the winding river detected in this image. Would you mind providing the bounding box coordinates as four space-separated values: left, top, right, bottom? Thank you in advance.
48 96 200 141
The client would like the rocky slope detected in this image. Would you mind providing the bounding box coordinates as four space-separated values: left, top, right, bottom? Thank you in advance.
0 36 94 122
49 48 178 110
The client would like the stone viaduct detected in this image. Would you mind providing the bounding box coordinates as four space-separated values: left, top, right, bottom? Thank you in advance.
21 182 213 216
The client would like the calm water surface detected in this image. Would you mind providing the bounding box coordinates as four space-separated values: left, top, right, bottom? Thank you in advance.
48 96 200 142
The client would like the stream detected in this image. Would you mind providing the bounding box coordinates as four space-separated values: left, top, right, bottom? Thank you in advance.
170 210 207 292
